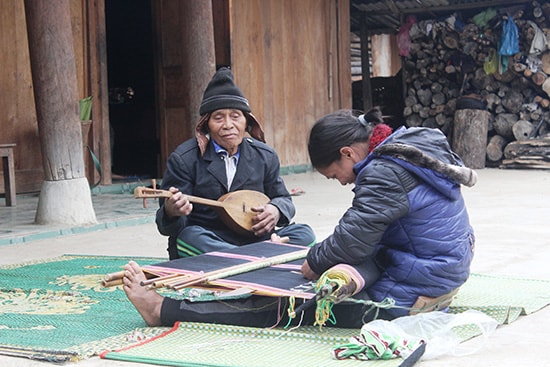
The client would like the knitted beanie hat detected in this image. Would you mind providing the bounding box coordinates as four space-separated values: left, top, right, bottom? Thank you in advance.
199 67 251 115
195 67 266 156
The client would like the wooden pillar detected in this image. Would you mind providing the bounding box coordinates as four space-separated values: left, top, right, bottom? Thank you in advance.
452 108 490 169
179 0 216 137
25 0 96 225
360 13 373 112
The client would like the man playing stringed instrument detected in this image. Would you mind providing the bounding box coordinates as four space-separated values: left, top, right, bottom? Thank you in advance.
155 67 315 259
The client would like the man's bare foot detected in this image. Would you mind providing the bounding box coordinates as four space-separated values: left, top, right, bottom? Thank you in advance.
122 261 164 326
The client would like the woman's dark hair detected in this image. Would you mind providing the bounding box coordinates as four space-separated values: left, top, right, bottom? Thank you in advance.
308 108 384 169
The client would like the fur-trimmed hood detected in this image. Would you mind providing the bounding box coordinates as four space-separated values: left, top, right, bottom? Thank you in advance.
373 143 477 187
357 126 477 200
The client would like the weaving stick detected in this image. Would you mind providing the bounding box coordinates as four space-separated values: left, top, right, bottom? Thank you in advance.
103 270 125 282
134 186 269 235
103 267 157 286
140 272 186 287
102 268 179 288
158 248 309 290
102 278 123 287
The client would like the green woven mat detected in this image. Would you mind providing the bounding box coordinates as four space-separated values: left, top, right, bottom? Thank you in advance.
0 255 170 362
102 273 550 367
2 255 549 365
102 322 402 367
449 273 550 324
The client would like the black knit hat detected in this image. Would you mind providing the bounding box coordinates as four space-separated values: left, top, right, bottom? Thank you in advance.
199 67 251 115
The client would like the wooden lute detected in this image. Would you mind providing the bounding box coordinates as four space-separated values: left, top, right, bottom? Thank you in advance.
134 186 270 235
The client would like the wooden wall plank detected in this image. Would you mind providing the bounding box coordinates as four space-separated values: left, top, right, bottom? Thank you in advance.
87 0 112 185
0 0 43 193
230 0 351 168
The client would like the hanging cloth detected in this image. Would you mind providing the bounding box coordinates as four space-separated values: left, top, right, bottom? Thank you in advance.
397 16 416 57
499 15 519 56
527 21 548 55
483 48 498 74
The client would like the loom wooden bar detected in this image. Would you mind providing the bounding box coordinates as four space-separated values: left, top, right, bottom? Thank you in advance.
102 279 123 287
103 270 125 282
170 248 309 290
141 273 185 287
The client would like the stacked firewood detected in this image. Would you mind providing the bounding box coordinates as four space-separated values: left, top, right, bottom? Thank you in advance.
401 1 550 169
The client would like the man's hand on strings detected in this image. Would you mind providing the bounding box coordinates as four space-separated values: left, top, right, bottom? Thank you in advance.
251 204 280 237
163 187 193 218
301 260 320 280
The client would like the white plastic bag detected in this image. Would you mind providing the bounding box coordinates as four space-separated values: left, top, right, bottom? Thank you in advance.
390 310 498 359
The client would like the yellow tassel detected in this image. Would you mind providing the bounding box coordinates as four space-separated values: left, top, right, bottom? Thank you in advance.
313 268 354 328
287 296 296 318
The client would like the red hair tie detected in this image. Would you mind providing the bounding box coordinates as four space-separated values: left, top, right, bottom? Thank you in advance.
368 124 393 153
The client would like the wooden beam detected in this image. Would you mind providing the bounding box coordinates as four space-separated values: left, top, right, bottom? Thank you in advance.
383 0 399 14
407 0 531 14
360 12 373 112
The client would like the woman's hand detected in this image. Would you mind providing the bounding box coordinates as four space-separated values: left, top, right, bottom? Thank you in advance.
301 260 320 280
163 187 193 218
250 203 280 236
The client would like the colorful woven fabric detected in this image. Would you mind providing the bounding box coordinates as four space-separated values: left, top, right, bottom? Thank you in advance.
332 327 423 361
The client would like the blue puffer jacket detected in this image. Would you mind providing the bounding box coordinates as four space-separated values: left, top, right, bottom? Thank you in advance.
306 127 475 318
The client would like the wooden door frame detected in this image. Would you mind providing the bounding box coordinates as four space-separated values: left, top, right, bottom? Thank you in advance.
87 0 112 185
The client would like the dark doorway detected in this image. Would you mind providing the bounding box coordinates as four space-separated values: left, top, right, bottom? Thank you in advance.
352 70 405 131
105 0 158 179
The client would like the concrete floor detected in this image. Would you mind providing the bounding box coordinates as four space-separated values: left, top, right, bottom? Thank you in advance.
0 168 549 367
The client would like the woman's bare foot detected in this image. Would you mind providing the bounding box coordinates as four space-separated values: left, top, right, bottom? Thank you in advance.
122 261 164 326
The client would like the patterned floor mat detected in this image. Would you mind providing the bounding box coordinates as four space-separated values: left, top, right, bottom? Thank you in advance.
1 255 549 365
101 273 550 367
0 255 168 362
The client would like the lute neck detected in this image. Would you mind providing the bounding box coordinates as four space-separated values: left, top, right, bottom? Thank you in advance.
133 187 224 208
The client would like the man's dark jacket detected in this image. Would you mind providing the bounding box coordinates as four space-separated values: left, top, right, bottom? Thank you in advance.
156 137 295 257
